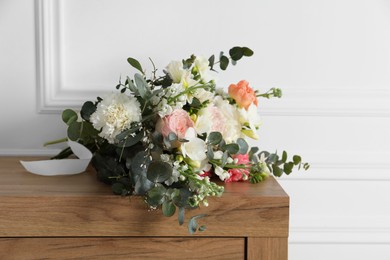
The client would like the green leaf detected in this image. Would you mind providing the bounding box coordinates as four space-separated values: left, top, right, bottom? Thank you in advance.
207 132 222 145
134 73 151 99
207 145 214 160
224 143 239 155
117 131 144 147
62 109 78 126
219 55 229 70
80 101 96 121
146 184 166 206
284 162 294 175
126 76 137 92
198 225 207 232
208 55 215 70
272 164 283 177
221 151 228 167
112 182 125 195
267 153 279 164
229 47 244 61
178 207 185 225
162 201 176 217
67 121 82 141
188 214 207 235
147 161 173 183
249 147 259 159
237 138 249 154
242 47 254 56
168 132 178 142
134 174 154 195
282 151 288 163
127 57 143 73
293 155 302 165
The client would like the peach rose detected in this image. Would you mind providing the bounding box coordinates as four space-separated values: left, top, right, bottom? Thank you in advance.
228 80 258 110
156 109 194 139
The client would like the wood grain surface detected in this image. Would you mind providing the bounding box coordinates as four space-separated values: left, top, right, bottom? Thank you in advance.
0 237 245 259
0 157 289 238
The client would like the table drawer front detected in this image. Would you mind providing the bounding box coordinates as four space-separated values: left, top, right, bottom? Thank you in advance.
0 237 245 259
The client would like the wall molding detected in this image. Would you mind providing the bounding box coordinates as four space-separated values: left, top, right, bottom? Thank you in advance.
35 0 390 116
290 227 390 244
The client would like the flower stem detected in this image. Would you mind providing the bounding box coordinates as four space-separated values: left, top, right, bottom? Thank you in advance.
44 137 68 146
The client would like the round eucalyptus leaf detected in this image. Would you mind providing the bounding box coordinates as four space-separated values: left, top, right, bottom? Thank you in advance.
207 132 222 145
219 55 229 70
162 201 176 217
229 46 244 61
237 138 249 154
62 109 78 126
147 161 172 183
67 121 82 141
80 101 96 121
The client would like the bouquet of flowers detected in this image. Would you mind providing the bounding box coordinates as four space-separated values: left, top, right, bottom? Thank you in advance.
50 46 309 233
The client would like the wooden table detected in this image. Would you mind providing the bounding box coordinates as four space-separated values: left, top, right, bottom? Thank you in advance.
0 157 289 260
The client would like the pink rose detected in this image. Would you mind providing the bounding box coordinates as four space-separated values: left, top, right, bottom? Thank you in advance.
225 154 251 183
228 80 258 110
156 109 194 139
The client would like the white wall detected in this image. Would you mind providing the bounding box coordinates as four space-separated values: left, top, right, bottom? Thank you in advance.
1 0 390 258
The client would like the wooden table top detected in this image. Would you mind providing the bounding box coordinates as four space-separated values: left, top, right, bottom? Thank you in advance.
0 157 289 237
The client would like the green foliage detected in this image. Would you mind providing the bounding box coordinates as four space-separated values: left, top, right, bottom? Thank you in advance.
188 214 207 234
207 132 222 145
62 109 77 126
80 101 96 121
147 161 173 183
127 57 143 73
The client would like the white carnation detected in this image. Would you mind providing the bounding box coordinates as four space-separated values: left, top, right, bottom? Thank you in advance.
213 96 243 143
90 93 141 143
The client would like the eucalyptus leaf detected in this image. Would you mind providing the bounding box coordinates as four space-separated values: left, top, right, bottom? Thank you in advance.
293 155 302 165
127 76 137 92
282 151 288 163
117 131 144 147
188 214 207 235
208 55 215 70
207 145 214 160
134 174 154 195
162 201 176 217
224 143 239 155
178 207 185 225
207 132 222 145
127 57 143 73
62 109 78 126
80 101 96 121
272 164 283 177
147 184 166 206
229 46 244 61
67 121 82 141
284 162 294 175
147 161 172 183
134 73 151 99
219 55 229 70
242 47 254 56
237 138 249 154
